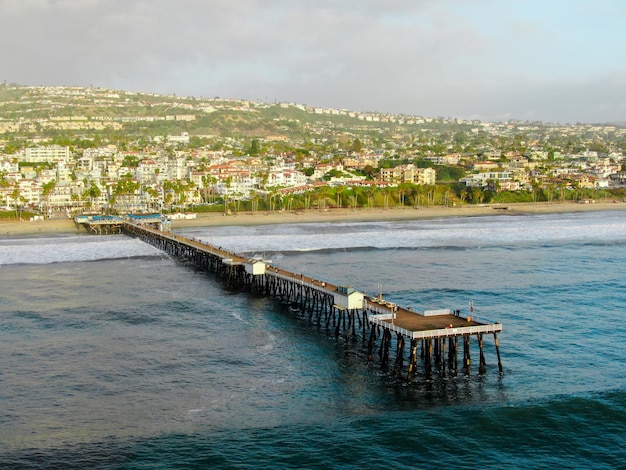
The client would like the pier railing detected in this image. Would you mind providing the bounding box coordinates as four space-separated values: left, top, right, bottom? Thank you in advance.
369 313 502 340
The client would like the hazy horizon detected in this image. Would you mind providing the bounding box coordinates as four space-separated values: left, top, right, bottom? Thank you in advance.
2 1 625 125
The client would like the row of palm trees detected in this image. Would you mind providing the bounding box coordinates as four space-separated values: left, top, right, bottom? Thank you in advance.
67 177 621 216
201 182 622 214
211 183 464 214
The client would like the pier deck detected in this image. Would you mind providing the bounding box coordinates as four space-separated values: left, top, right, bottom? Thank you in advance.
369 306 502 340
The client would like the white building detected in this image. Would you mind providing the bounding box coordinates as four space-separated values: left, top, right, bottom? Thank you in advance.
0 159 19 173
24 145 71 163
214 178 258 198
461 171 514 188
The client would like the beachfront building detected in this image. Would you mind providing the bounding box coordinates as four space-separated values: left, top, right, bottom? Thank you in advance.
0 180 41 210
380 164 436 185
214 178 257 198
460 171 515 189
47 181 76 209
267 169 307 188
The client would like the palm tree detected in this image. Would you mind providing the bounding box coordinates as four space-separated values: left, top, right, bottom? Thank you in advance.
267 188 279 211
250 190 259 213
11 187 21 219
557 182 566 202
335 186 344 209
201 175 210 203
83 183 101 211
531 180 541 203
232 191 243 213
460 187 470 204
352 186 365 209
366 187 376 208
398 183 413 208
471 186 485 204
143 187 160 212
317 186 330 211
571 180 580 202
426 184 437 206
545 183 555 203
381 187 390 208
443 187 454 207
42 181 56 217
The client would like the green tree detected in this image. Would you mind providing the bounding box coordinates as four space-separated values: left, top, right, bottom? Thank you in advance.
11 187 21 219
362 165 376 180
470 186 485 204
0 170 10 188
247 139 261 156
83 183 102 209
351 138 363 153
143 187 160 211
122 155 140 167
42 180 56 216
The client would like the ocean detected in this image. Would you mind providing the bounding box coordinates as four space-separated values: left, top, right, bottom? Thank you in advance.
0 210 625 469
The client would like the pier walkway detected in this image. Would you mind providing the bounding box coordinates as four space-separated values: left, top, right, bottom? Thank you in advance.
116 220 503 381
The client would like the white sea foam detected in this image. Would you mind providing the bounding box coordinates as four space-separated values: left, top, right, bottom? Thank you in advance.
2 211 624 266
184 212 626 253
0 234 163 266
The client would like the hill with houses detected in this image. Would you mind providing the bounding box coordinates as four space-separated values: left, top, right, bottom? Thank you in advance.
1 83 625 218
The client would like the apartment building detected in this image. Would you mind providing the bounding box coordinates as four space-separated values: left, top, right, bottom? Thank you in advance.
24 145 71 163
380 164 436 185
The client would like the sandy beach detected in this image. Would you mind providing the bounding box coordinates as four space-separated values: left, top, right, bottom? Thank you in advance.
1 201 625 237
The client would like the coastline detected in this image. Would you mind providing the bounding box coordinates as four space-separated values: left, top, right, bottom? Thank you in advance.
1 201 625 237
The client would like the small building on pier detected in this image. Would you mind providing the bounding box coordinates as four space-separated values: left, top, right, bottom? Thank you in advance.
334 285 364 310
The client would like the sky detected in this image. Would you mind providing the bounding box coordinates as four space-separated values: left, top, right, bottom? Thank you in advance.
1 0 625 124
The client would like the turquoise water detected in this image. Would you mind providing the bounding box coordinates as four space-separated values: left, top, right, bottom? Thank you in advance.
1 211 625 468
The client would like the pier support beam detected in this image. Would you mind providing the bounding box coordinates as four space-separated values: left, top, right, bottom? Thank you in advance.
392 333 404 377
463 334 471 376
407 339 418 381
441 338 447 379
367 324 377 361
478 333 487 375
379 328 391 371
424 339 433 380
494 332 503 375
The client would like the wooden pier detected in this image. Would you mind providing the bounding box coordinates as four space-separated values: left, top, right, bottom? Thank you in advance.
119 221 503 381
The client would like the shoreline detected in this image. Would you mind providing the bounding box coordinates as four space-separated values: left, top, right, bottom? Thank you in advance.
1 201 625 237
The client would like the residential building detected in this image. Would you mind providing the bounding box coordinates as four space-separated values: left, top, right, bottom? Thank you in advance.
380 164 436 185
24 145 71 163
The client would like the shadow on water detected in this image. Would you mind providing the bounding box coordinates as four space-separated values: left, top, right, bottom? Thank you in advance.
268 297 510 412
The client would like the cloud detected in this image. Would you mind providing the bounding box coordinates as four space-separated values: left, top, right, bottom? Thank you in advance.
0 0 624 123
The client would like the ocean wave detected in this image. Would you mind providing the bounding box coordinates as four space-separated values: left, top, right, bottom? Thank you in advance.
96 309 161 326
241 237 626 257
2 210 625 264
0 237 163 266
186 211 626 254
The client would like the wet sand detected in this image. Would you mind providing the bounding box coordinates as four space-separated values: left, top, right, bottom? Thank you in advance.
1 201 625 237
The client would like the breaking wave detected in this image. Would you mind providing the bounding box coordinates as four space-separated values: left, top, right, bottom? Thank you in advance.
0 234 163 266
